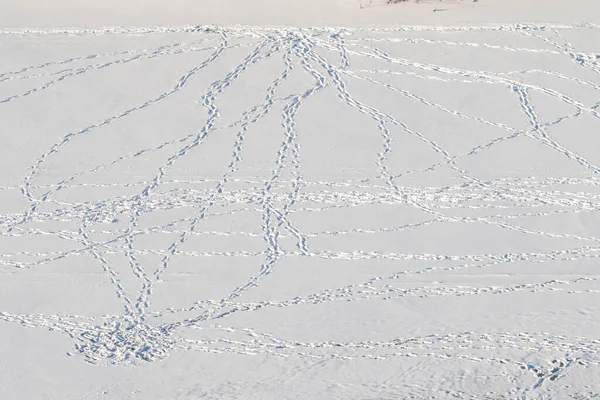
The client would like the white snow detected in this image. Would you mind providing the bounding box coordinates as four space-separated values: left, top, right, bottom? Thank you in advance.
2 0 600 27
1 1 600 399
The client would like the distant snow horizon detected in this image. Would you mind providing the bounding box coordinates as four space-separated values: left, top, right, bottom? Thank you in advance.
1 0 599 28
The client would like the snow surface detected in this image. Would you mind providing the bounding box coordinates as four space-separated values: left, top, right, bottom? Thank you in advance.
1 1 600 399
2 0 600 27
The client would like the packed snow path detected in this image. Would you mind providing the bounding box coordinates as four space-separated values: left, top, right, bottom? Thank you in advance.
1 23 600 399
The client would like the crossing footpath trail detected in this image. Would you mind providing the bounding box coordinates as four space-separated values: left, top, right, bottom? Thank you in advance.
1 2 600 399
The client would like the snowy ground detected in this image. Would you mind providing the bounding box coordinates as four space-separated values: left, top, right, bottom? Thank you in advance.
1 2 600 399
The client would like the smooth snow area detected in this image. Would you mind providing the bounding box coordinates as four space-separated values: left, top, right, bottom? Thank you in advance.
1 1 600 399
2 0 600 27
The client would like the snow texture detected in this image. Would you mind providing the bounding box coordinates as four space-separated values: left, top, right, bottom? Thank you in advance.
1 2 600 399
